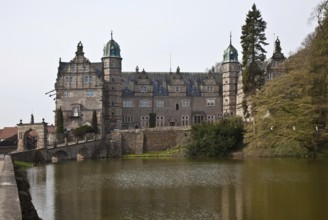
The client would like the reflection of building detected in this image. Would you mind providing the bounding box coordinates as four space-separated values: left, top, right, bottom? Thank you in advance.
55 34 285 134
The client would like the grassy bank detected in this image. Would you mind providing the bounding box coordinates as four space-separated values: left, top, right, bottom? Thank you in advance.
123 145 187 158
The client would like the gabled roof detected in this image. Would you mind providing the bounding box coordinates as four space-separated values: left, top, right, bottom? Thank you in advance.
0 127 18 140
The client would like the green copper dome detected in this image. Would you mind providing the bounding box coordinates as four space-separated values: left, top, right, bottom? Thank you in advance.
222 38 238 63
103 32 121 58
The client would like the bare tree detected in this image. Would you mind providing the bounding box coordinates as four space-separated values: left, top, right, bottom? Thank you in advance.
310 0 328 40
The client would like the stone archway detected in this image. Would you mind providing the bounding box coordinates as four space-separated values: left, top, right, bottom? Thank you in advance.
17 117 48 152
77 147 90 161
52 150 69 163
23 129 38 150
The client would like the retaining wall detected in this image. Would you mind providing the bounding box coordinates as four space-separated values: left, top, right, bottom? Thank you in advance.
0 155 22 220
116 127 190 154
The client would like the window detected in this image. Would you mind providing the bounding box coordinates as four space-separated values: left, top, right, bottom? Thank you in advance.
72 107 79 117
123 100 133 108
69 65 76 72
181 115 190 126
139 100 150 107
207 99 215 106
112 101 115 107
190 85 195 93
65 75 75 83
63 91 70 98
141 116 149 128
175 86 180 92
156 116 165 127
156 100 164 108
181 100 190 107
158 86 163 94
140 86 148 92
84 75 94 83
84 75 89 83
123 116 133 123
207 115 215 123
268 72 273 80
82 66 89 72
176 103 179 110
86 89 94 97
193 115 204 123
207 86 213 92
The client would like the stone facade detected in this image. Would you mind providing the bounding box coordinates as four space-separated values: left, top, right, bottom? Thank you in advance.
16 118 48 152
55 34 285 135
115 127 190 154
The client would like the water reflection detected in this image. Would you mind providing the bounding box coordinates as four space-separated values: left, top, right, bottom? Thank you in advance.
27 158 328 220
26 164 55 220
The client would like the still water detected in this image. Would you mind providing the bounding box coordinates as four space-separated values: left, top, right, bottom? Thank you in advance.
26 158 328 220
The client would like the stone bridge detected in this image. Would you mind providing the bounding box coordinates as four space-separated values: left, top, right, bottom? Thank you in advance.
11 127 190 163
11 138 120 163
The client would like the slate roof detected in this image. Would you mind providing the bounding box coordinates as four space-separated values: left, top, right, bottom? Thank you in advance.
121 71 220 97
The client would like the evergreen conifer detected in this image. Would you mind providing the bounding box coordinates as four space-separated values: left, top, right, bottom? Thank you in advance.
241 3 268 94
55 108 64 133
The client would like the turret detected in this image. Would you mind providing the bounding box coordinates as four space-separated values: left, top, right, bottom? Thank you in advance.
271 37 285 61
265 37 286 81
102 32 123 133
221 34 241 116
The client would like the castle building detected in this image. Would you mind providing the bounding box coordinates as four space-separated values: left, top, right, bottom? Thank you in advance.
55 34 285 134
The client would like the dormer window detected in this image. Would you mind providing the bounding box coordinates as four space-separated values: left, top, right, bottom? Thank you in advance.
175 86 180 92
207 99 215 106
140 86 148 92
69 65 77 72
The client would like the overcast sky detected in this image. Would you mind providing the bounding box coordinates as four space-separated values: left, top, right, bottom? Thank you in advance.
0 0 322 128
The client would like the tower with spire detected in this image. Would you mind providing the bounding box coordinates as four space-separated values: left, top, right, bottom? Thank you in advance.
221 34 241 116
265 37 286 81
102 31 123 133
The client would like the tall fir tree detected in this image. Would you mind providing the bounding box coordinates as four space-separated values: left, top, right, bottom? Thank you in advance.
92 110 98 133
241 3 268 94
55 108 64 133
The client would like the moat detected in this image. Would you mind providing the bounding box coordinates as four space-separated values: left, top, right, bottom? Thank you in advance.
26 158 328 220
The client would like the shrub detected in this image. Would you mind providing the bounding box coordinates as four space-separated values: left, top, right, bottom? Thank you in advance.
187 117 244 157
73 125 95 138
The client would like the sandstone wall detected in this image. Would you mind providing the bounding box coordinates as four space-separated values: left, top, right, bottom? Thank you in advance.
115 127 190 154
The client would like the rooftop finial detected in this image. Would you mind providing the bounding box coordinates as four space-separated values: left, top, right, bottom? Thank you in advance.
230 32 232 45
111 30 113 40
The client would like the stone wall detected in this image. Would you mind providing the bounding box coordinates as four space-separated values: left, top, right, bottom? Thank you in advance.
115 127 190 155
0 155 22 220
11 127 191 162
17 122 48 152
